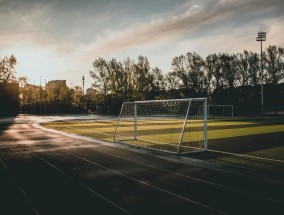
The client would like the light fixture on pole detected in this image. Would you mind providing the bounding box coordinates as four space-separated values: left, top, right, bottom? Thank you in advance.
256 31 266 113
82 75 85 95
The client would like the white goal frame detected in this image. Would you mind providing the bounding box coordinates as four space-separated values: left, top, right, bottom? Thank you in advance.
207 105 234 118
114 98 208 154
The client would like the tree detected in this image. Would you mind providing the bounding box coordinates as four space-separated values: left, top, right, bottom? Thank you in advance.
247 51 260 86
123 57 135 100
185 52 206 94
59 86 68 102
18 76 29 103
171 54 188 88
90 58 110 99
265 45 284 84
236 51 250 86
206 53 222 91
165 71 180 90
132 56 151 100
72 86 83 105
45 81 68 103
172 52 206 95
220 53 237 88
0 55 17 83
147 67 165 99
108 58 126 100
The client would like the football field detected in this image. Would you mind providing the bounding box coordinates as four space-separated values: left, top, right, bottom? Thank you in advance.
42 116 284 160
42 116 284 179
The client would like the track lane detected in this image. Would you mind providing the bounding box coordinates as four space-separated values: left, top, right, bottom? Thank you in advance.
26 124 284 204
1 144 129 214
1 116 284 215
2 122 225 214
43 145 282 215
85 141 284 201
23 145 224 215
0 158 39 215
78 145 284 203
13 136 282 215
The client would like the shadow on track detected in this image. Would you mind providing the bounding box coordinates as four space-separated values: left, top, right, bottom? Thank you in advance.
0 116 16 136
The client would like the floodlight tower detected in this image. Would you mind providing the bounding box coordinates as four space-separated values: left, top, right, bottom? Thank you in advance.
256 31 266 113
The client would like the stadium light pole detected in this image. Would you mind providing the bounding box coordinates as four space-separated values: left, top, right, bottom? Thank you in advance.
256 31 266 113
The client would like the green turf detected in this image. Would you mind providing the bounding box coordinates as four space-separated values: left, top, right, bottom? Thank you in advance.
42 116 284 161
209 124 284 139
41 116 284 182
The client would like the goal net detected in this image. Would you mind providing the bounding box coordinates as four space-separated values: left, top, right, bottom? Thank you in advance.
114 98 208 154
207 105 233 118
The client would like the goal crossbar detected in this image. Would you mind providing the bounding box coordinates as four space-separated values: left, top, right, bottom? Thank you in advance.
134 98 205 103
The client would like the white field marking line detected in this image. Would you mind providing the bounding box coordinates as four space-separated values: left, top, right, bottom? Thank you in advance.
157 152 284 186
115 140 179 155
35 122 284 186
45 126 114 138
208 149 284 164
73 127 113 136
25 149 130 215
83 147 282 204
66 151 228 215
0 158 40 215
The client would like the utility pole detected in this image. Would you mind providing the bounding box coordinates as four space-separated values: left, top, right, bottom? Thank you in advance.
40 76 41 115
82 75 85 95
45 79 47 114
256 31 266 113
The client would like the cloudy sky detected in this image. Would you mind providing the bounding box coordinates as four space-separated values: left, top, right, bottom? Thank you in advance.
1 0 284 89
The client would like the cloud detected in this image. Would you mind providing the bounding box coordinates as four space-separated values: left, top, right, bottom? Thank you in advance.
84 0 284 59
1 0 283 87
1 0 283 54
0 1 56 49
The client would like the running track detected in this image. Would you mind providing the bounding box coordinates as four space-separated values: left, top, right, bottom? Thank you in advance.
0 115 283 214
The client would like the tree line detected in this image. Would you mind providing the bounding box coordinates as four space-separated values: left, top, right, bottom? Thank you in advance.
17 77 81 104
88 45 284 114
0 57 86 114
18 78 86 114
1 45 283 115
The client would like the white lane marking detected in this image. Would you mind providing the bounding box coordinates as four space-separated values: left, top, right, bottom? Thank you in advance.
28 151 130 215
66 151 228 215
84 146 283 204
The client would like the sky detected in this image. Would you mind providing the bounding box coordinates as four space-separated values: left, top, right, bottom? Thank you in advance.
1 0 284 89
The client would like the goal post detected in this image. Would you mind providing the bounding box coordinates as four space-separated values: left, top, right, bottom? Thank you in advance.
114 98 208 154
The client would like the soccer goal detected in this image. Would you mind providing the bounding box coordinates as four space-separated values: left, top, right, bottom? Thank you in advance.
207 105 234 118
114 98 208 154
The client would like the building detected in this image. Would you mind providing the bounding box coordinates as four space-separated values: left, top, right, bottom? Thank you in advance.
0 83 20 116
45 80 68 103
46 80 66 88
86 88 96 96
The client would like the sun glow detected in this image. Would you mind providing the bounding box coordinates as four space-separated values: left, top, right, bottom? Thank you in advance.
2 45 90 87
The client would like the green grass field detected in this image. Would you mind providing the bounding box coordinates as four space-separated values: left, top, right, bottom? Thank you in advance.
41 116 284 182
42 116 284 159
